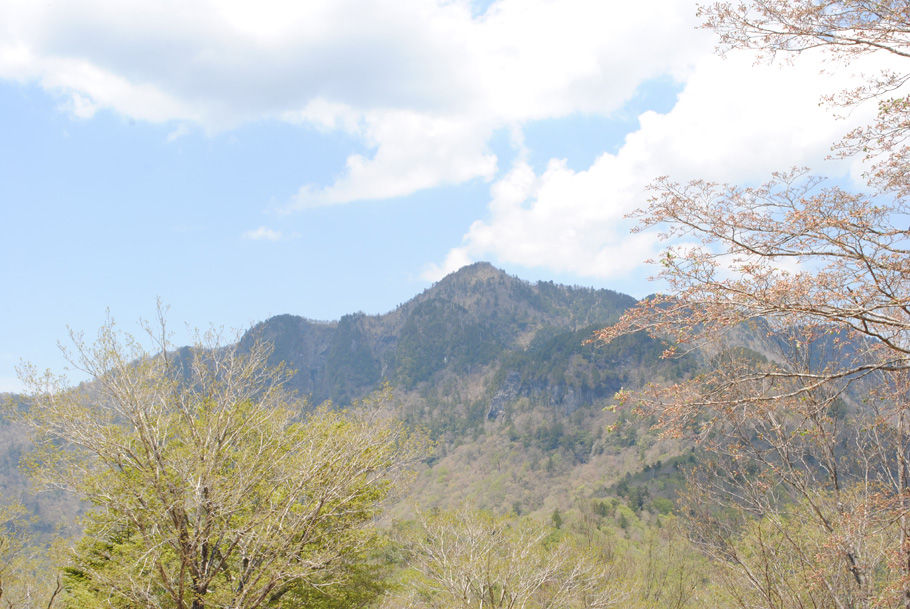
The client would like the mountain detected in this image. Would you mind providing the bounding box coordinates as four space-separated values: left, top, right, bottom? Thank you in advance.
0 263 883 607
241 262 640 405
0 393 82 537
229 263 694 516
2 263 689 528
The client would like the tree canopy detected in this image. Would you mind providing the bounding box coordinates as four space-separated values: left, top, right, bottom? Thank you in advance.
17 312 422 609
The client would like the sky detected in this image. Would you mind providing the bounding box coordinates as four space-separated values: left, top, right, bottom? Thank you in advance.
0 0 882 391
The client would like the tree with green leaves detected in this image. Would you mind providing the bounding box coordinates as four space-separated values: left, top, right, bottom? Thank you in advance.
18 311 421 609
0 502 61 609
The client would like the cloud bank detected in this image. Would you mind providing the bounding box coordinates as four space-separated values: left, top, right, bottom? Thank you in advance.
424 52 878 280
0 0 881 282
0 0 706 208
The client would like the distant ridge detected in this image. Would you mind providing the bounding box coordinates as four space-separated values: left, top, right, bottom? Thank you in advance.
241 262 636 404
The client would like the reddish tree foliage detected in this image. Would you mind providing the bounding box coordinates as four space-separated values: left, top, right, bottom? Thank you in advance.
597 3 910 607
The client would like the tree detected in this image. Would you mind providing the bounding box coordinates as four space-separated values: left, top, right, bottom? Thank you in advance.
18 311 421 609
700 1 910 197
389 507 620 609
0 502 61 609
596 2 910 608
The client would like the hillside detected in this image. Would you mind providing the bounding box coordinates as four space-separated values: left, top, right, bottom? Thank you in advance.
241 262 639 402
2 263 688 531
236 262 689 517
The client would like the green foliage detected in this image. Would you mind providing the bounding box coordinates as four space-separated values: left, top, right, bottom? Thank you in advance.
608 453 694 515
395 298 506 387
550 507 563 529
19 316 422 609
652 497 674 515
0 269 770 608
325 314 382 402
490 324 626 401
0 502 62 609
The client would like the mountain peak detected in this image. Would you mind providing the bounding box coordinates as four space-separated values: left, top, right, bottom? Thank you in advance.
454 261 499 276
436 261 515 286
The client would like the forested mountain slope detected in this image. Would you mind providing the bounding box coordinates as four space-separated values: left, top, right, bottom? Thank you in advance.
234 262 691 517
240 262 638 403
1 263 692 531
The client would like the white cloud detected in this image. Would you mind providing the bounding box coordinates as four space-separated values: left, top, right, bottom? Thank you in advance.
431 51 881 279
166 123 192 142
0 0 708 206
422 247 475 282
288 111 498 208
242 226 283 241
1 0 888 282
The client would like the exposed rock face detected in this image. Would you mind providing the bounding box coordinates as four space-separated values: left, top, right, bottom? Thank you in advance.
488 371 521 420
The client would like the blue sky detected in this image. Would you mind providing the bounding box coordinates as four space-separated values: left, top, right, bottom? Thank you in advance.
0 0 872 390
